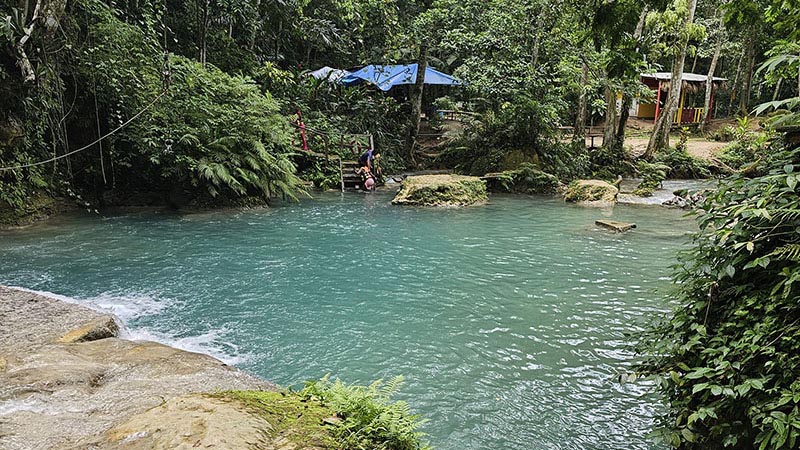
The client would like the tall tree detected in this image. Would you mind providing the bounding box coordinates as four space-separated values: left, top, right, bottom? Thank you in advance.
646 0 701 157
405 0 433 163
700 14 724 132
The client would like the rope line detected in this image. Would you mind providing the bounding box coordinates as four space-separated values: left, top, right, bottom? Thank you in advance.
0 90 167 172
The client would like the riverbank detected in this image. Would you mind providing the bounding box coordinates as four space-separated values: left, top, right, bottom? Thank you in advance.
0 286 281 449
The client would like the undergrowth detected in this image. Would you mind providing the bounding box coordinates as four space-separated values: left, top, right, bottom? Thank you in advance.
221 376 431 450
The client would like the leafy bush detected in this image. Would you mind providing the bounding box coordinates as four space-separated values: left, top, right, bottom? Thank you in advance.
437 95 587 179
633 161 669 197
124 56 305 203
655 147 712 179
718 130 772 172
638 146 800 449
487 163 560 194
300 375 431 450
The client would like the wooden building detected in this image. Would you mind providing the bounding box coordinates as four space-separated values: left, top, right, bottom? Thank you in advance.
631 72 726 124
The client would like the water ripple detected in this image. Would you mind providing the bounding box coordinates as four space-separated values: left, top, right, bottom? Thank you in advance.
0 193 694 450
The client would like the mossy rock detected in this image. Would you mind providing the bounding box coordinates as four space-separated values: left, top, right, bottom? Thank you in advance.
564 180 618 205
392 174 487 207
484 164 560 194
217 391 335 449
0 193 59 228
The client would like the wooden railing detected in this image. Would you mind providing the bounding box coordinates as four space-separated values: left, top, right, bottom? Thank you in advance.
674 107 705 124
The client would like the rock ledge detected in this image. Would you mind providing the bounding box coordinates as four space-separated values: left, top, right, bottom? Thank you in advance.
392 174 488 207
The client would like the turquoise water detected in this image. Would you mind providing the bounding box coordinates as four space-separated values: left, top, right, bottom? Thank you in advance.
0 192 695 449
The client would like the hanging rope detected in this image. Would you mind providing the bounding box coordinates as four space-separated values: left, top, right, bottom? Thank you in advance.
0 91 167 172
1 2 173 174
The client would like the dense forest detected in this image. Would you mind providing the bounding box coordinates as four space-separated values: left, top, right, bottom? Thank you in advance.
2 0 800 449
1 0 798 212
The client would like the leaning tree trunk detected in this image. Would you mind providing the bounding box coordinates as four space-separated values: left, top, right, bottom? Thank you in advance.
771 78 782 101
13 0 45 84
574 62 589 143
645 0 698 158
700 20 723 133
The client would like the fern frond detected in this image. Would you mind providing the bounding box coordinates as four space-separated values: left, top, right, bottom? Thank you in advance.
770 244 800 261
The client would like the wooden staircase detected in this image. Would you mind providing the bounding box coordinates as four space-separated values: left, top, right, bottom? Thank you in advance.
341 161 364 190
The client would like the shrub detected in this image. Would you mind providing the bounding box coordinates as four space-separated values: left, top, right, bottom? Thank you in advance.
488 163 560 194
655 147 712 179
633 161 670 197
436 94 587 179
300 375 431 450
637 146 800 449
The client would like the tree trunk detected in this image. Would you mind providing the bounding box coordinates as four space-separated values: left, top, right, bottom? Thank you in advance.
574 62 588 142
406 44 428 163
602 85 618 149
645 0 697 157
700 21 723 133
14 0 44 84
739 29 757 116
531 13 544 70
405 0 433 164
249 0 261 51
197 0 209 65
615 7 648 147
772 78 782 101
728 46 745 115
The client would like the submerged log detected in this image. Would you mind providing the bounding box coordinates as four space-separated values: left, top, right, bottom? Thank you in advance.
595 220 637 232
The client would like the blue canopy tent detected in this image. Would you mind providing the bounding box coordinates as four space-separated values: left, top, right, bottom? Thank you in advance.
308 66 351 82
339 64 462 91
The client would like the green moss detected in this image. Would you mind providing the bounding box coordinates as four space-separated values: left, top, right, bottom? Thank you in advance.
0 193 59 228
392 175 487 207
216 390 336 449
563 180 618 203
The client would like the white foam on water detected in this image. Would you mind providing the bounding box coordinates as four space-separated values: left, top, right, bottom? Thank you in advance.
8 286 249 366
9 286 172 322
125 326 249 366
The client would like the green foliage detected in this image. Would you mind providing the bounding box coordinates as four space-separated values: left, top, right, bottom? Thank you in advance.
128 56 306 202
220 390 337 448
488 163 560 194
438 95 587 179
719 131 772 172
638 146 800 449
633 161 670 196
300 375 431 450
655 147 712 179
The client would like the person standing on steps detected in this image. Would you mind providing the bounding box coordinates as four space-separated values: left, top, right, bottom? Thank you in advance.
357 149 380 191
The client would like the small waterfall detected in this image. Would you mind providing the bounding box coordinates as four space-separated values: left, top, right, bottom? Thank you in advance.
617 179 718 206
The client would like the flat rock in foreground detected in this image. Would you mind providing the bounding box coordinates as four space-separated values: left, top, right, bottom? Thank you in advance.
0 286 274 450
392 174 488 207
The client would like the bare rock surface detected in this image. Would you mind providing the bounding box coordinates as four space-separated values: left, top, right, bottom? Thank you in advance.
0 286 275 450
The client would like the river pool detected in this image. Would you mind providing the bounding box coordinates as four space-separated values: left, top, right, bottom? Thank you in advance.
0 191 696 449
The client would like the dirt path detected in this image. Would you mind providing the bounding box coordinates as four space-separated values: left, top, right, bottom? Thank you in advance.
623 137 728 161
